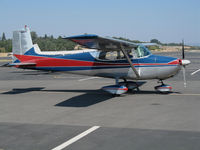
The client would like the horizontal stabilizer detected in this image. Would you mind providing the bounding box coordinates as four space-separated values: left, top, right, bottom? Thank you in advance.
10 62 36 66
0 63 11 67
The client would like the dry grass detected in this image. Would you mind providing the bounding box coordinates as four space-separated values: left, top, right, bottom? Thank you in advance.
0 53 10 57
154 46 196 52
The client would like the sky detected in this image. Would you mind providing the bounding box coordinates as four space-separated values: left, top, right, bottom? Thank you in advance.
0 0 199 44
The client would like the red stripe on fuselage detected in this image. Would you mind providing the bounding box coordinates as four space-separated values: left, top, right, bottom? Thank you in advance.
168 59 180 65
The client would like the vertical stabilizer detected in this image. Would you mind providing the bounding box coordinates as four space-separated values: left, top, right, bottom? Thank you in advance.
12 26 33 62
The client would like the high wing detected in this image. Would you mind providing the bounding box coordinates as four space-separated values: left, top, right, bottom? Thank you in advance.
64 34 138 51
64 34 140 78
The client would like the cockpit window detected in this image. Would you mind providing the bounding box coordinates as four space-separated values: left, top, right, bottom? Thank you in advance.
135 45 151 58
97 45 151 60
98 51 125 60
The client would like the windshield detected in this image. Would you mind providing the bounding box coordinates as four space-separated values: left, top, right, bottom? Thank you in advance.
134 45 151 58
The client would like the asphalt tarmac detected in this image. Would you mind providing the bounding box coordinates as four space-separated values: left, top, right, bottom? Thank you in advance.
0 51 200 150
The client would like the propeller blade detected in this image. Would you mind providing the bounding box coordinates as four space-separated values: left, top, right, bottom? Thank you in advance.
182 39 185 59
180 40 190 87
182 66 187 88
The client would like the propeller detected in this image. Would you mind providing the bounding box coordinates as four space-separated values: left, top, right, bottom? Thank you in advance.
182 40 186 87
180 40 190 87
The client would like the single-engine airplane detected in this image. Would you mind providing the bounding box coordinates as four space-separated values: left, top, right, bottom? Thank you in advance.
9 26 190 95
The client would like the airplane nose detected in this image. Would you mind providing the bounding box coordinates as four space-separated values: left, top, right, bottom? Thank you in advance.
181 59 191 66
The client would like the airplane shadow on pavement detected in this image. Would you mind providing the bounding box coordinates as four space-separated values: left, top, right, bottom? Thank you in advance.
1 87 45 94
43 89 177 107
1 87 179 107
54 89 114 107
1 88 113 107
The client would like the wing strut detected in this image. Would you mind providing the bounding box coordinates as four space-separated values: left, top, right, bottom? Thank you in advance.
120 44 140 78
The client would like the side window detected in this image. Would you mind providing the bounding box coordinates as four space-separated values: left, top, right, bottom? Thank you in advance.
98 51 125 60
132 48 138 58
105 51 117 60
98 51 107 59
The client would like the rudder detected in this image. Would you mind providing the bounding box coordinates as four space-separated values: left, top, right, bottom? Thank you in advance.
12 26 33 62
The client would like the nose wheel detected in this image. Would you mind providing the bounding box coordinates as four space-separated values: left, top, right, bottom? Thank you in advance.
155 80 172 94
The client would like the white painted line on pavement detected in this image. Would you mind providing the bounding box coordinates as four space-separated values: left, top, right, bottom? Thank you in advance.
191 69 200 75
170 93 200 96
52 126 100 150
78 77 100 81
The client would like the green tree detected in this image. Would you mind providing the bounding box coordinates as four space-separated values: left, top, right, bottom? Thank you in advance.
150 39 161 44
2 32 6 41
58 36 62 39
31 31 38 42
50 35 54 39
44 34 48 39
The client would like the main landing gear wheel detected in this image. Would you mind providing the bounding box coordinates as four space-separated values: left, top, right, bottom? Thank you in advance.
154 80 172 94
119 79 140 92
102 78 128 96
